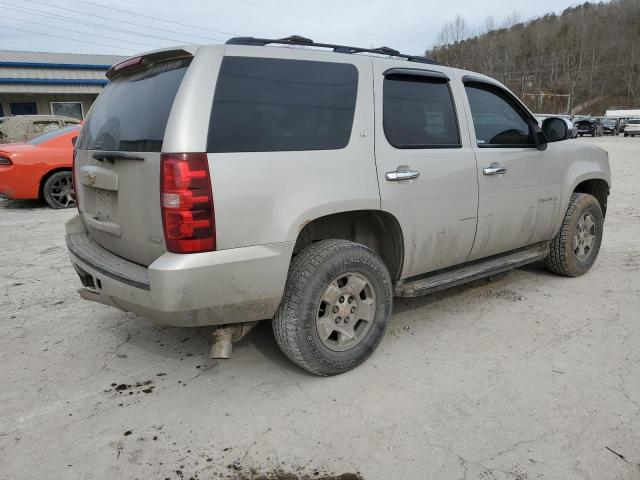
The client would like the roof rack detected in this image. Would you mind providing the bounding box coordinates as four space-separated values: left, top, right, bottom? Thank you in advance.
225 35 439 65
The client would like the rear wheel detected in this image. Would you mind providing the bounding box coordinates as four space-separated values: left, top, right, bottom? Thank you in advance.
545 193 603 277
43 171 76 209
272 239 392 376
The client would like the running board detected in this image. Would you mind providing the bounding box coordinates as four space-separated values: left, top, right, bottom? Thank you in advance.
394 242 549 298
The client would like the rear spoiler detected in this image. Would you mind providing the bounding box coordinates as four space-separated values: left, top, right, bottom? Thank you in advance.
107 48 194 80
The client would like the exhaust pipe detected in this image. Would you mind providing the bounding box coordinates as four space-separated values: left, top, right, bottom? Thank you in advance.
210 321 258 359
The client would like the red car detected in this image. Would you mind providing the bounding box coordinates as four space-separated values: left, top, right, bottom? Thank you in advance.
0 125 80 208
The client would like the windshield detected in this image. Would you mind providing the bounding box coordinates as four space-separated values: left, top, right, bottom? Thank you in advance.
27 125 79 145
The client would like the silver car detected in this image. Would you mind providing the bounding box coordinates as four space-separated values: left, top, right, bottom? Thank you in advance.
0 115 80 144
67 36 611 375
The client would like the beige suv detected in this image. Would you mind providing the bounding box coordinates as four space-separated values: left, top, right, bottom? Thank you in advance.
0 115 80 143
66 36 611 375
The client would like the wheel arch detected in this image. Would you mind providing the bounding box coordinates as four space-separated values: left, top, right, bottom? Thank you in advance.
572 177 610 217
292 210 405 281
38 166 72 200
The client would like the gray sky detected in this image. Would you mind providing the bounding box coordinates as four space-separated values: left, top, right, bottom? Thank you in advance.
0 0 583 57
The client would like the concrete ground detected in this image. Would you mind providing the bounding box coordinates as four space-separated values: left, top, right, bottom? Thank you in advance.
1 136 639 480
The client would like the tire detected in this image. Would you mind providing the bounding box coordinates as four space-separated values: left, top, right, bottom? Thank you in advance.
624 133 628 137
43 171 76 209
272 239 392 376
545 193 604 277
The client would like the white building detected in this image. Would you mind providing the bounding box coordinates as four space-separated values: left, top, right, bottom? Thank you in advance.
0 50 125 120
605 109 640 119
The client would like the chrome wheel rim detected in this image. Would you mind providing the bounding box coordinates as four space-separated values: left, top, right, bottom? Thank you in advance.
573 212 596 261
315 272 376 352
48 174 76 208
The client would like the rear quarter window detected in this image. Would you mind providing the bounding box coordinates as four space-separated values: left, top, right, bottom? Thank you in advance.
78 58 190 152
207 57 358 153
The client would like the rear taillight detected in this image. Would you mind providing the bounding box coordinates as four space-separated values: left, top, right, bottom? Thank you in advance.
160 153 216 254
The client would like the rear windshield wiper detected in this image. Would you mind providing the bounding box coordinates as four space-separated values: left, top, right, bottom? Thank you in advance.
92 152 144 162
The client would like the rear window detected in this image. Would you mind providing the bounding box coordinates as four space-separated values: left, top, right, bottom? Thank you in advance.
207 57 358 153
77 58 190 152
28 125 79 145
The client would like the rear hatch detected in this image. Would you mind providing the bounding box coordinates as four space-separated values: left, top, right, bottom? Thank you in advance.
75 51 192 266
576 120 593 131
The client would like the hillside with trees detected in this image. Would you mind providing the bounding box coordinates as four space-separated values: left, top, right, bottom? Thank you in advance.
427 0 640 115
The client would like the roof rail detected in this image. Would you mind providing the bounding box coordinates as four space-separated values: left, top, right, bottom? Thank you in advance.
225 35 439 65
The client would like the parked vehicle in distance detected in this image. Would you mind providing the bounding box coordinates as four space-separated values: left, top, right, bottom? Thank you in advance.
618 118 627 133
0 115 81 144
623 118 640 137
561 115 578 138
602 118 619 135
0 125 79 208
66 37 611 375
575 118 604 136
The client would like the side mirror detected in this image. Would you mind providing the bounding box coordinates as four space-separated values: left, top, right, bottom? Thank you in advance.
541 117 571 143
71 136 77 147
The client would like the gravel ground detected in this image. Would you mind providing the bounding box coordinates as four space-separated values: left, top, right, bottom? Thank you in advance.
1 136 639 480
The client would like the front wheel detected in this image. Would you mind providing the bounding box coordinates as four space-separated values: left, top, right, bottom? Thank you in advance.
43 171 76 209
545 193 603 277
273 239 392 376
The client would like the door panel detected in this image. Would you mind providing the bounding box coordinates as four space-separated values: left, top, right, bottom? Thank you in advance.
374 62 479 278
462 81 562 260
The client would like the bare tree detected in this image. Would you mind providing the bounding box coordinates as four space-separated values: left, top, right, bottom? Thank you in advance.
483 15 496 34
427 1 638 115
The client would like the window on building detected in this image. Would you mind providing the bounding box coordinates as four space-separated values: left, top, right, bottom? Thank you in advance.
51 102 84 120
10 102 37 115
383 75 460 148
207 57 358 153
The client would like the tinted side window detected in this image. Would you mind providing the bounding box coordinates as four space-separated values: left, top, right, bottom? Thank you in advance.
208 57 358 153
384 75 460 148
78 58 190 152
465 83 533 147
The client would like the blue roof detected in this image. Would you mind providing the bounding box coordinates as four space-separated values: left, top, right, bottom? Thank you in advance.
0 61 112 70
0 77 108 86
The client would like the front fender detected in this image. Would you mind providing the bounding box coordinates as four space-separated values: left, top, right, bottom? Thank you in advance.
556 143 610 232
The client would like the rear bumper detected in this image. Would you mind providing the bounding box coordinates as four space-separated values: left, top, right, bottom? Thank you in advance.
65 214 293 327
0 164 40 200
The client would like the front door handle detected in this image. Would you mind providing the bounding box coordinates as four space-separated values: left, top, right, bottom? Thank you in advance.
385 168 421 182
483 164 507 176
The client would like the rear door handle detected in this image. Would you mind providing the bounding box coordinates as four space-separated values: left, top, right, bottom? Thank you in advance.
483 164 507 175
385 168 421 181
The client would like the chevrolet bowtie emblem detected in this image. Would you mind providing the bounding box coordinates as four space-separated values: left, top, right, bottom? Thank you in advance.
85 172 97 186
